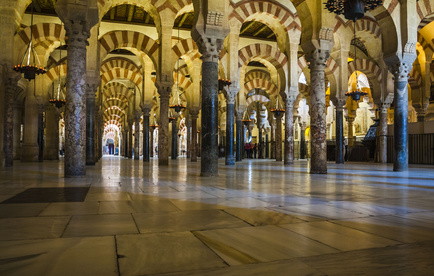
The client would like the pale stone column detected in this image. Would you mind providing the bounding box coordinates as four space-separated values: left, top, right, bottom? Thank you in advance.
284 97 295 165
378 103 389 163
306 49 329 174
346 116 355 147
334 98 346 164
156 91 171 165
275 114 283 162
142 108 150 162
226 93 236 165
21 88 39 162
56 0 98 177
12 103 22 160
44 105 60 160
134 114 140 160
235 110 243 161
190 110 199 162
3 77 18 166
392 61 414 171
86 84 96 165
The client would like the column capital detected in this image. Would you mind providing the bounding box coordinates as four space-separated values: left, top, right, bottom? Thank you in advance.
305 48 330 70
195 36 224 63
379 102 391 113
390 61 414 83
142 107 151 117
332 97 347 111
155 80 173 97
189 109 199 119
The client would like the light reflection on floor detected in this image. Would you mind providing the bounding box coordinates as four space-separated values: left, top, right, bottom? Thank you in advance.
0 156 433 275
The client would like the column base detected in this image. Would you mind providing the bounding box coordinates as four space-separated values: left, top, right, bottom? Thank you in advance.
86 161 95 166
21 144 39 162
201 171 218 177
310 169 327 174
225 156 235 165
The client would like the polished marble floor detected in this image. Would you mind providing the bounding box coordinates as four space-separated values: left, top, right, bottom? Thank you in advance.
0 157 434 275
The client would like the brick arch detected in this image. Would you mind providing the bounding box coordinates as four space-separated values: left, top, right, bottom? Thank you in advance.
104 108 125 122
99 31 159 68
229 0 301 33
101 57 142 75
173 73 193 91
417 0 434 22
45 64 67 82
104 120 122 130
101 68 143 88
244 70 272 83
103 98 129 112
244 79 277 97
246 95 270 106
347 59 382 96
171 38 200 68
103 82 134 101
238 44 287 69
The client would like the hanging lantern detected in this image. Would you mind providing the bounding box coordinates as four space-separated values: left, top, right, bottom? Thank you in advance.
218 78 231 93
270 96 285 117
324 0 383 21
49 34 66 108
170 25 186 114
13 2 46 80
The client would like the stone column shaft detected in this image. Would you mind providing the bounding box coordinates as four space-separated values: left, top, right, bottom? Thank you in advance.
37 105 44 162
21 91 39 162
275 115 283 162
86 93 95 165
378 106 388 163
225 101 235 165
13 103 22 160
347 117 355 147
3 80 16 166
270 120 275 159
143 110 150 162
171 119 177 160
235 114 242 162
186 119 191 158
300 123 306 159
158 93 170 165
150 128 154 158
284 100 294 165
128 122 133 158
134 116 140 160
335 102 345 164
191 115 198 162
307 50 328 174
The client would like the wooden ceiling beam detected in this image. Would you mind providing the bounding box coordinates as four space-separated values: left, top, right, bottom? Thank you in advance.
240 21 256 35
266 32 276 39
110 7 116 20
127 5 134 22
253 25 269 37
144 13 151 24
178 13 188 28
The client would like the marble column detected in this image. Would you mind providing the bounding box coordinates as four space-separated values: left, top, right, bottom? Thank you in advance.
300 122 306 159
225 95 235 165
37 104 44 162
86 86 96 165
190 110 198 162
3 77 16 166
122 130 127 157
150 127 154 158
378 104 389 163
186 118 191 158
134 115 140 160
284 99 294 165
265 133 269 158
270 119 275 159
128 120 133 159
275 114 283 162
44 105 60 160
158 92 170 165
21 90 39 162
347 116 355 147
306 49 329 174
171 118 177 160
335 100 345 164
235 111 243 162
57 1 98 177
200 59 219 176
12 103 22 160
392 61 413 171
142 108 150 162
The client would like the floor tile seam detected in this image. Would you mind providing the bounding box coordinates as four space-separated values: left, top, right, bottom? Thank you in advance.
129 213 141 234
113 235 121 276
219 209 255 227
59 215 74 238
326 219 409 244
390 213 434 228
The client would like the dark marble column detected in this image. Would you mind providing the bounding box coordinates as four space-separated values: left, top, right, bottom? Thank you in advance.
306 49 329 174
200 60 219 176
270 119 275 159
12 103 22 160
150 127 154 158
225 96 235 165
335 100 345 164
86 87 96 165
265 134 269 158
21 91 39 162
37 104 44 162
299 122 306 159
378 104 389 163
171 118 178 160
3 78 16 166
235 111 243 161
392 61 412 171
142 108 150 162
284 99 294 165
123 130 128 157
134 115 140 160
128 120 133 159
186 118 191 158
275 114 283 162
157 91 170 165
44 105 60 160
190 110 198 162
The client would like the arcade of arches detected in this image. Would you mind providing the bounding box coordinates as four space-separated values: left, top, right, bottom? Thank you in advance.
1 0 434 275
